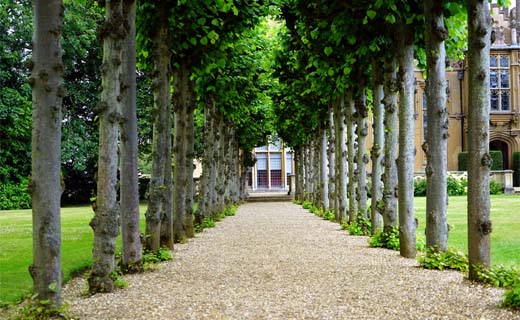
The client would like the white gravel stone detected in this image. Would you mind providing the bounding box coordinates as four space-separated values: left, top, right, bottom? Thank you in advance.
60 202 520 319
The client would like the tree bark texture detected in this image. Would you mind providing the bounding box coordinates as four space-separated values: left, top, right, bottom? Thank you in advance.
327 108 336 213
333 96 347 223
346 92 358 223
201 95 216 218
184 104 195 238
355 86 369 220
120 0 142 271
89 0 125 293
144 13 171 253
398 24 417 259
424 0 449 251
382 58 399 233
173 62 194 243
467 0 492 280
371 61 384 234
30 0 64 306
320 126 329 210
295 147 304 201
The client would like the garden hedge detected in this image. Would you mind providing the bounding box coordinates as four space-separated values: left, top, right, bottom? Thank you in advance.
458 151 503 171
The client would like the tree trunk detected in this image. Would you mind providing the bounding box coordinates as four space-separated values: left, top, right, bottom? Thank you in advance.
120 0 142 271
382 58 399 233
327 109 336 213
398 23 417 259
320 126 329 210
346 91 358 223
424 0 449 251
467 0 492 280
313 137 321 205
184 103 195 238
371 61 384 234
215 113 226 215
303 145 310 201
295 147 304 201
355 86 369 220
161 143 174 249
89 0 124 293
173 62 193 243
334 96 347 223
29 0 64 306
144 13 171 253
201 95 215 218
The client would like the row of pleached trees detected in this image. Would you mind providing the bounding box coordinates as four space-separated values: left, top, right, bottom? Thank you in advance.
273 0 496 283
29 0 502 313
30 0 275 309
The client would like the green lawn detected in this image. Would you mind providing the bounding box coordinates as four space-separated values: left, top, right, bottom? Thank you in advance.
0 205 148 305
415 195 520 267
1 196 519 305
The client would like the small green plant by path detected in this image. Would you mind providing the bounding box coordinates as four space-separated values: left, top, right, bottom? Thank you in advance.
341 218 372 236
418 247 469 272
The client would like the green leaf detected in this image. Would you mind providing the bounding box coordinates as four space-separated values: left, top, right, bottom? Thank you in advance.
200 37 208 45
324 47 333 56
366 10 376 19
197 17 206 26
347 36 356 45
385 14 396 24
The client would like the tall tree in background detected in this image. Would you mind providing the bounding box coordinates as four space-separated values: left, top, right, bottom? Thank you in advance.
120 0 142 271
424 0 449 251
89 0 124 293
29 0 64 307
467 0 492 280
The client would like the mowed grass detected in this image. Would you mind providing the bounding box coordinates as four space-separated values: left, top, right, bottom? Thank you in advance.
0 205 147 305
415 195 520 267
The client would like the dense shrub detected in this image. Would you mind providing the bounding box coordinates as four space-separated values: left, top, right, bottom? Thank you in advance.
490 150 504 170
489 180 504 195
459 151 503 171
414 177 427 196
503 286 520 310
418 247 469 272
476 265 520 288
446 174 467 196
0 179 31 210
513 152 520 187
458 152 468 171
369 227 400 250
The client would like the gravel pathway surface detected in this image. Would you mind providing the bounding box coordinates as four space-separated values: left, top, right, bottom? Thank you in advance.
62 202 520 319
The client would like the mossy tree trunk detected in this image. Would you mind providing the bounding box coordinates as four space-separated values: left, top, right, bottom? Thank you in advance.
320 126 329 211
346 91 358 223
355 85 369 220
173 62 194 243
327 108 336 213
424 0 449 251
89 0 124 293
334 96 347 223
397 23 417 259
120 0 142 271
29 0 64 306
184 101 195 238
467 0 492 280
382 58 399 233
145 10 171 253
370 60 385 234
370 61 384 235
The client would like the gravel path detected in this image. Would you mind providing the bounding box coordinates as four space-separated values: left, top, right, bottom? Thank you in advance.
62 202 520 319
